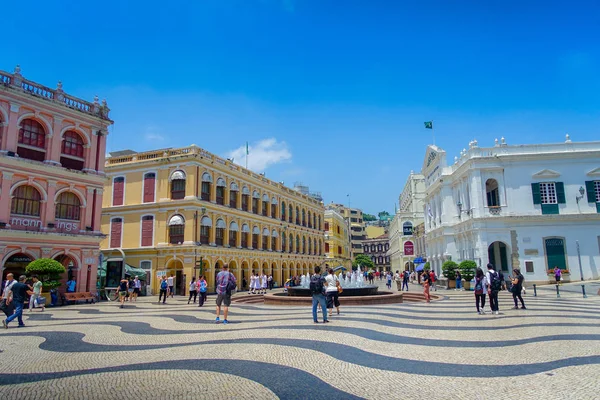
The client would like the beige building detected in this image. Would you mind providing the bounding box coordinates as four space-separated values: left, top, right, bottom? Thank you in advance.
388 172 426 271
326 203 366 257
101 144 325 294
365 225 385 239
324 209 352 270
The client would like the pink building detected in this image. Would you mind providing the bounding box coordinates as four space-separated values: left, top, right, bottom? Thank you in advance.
0 65 113 294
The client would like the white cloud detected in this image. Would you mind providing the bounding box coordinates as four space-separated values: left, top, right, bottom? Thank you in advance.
227 138 291 172
145 133 165 142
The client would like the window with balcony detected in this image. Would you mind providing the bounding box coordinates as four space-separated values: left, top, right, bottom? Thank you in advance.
229 221 238 247
215 218 225 246
55 192 81 220
486 179 500 207
168 215 185 244
170 170 186 200
201 172 212 201
60 131 85 170
216 178 226 205
11 185 42 216
17 119 46 162
200 216 211 244
230 183 239 208
532 182 565 215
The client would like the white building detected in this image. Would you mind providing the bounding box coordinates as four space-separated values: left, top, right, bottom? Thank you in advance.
388 172 426 272
422 136 600 284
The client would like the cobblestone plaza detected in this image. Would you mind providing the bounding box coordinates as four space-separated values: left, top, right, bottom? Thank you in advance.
1 282 599 399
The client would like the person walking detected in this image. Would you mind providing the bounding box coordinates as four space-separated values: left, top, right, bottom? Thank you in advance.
474 268 488 314
215 264 236 324
28 275 45 312
198 276 208 307
422 271 431 303
261 272 268 295
455 270 463 291
268 275 273 290
167 274 175 297
429 270 437 291
394 271 402 291
118 278 128 308
3 275 32 328
511 269 526 310
159 276 168 304
0 273 16 318
132 276 141 302
553 266 562 284
310 266 329 323
127 276 135 301
386 272 392 290
486 263 502 315
188 277 198 304
325 268 340 316
402 270 410 291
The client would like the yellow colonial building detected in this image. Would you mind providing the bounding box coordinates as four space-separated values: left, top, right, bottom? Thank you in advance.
101 145 325 294
324 209 352 270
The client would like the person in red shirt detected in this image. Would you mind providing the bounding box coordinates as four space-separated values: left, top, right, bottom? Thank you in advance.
429 270 437 291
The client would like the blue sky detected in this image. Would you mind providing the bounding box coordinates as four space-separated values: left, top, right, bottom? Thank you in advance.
4 0 600 214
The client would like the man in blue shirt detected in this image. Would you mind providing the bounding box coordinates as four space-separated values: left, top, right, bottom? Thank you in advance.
3 275 32 328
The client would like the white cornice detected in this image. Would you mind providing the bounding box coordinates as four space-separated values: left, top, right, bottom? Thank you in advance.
532 169 561 179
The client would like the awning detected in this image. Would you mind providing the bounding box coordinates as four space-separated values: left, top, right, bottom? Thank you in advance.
413 257 424 264
415 263 426 272
333 266 347 272
98 261 147 280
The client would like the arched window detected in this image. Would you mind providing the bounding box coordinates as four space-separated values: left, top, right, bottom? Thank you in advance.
378 256 383 264
215 218 226 246
252 226 260 249
308 237 312 254
241 186 250 211
143 173 156 203
168 215 185 244
378 244 383 253
318 216 321 230
110 217 123 248
170 170 186 200
11 185 42 216
385 243 389 251
318 240 322 255
313 214 316 230
296 207 300 225
302 209 306 226
229 221 238 247
403 221 413 236
296 235 300 253
61 131 85 170
272 229 278 251
262 194 269 217
289 233 293 253
216 178 226 205
230 183 239 208
55 192 81 220
313 238 317 255
271 197 278 219
241 224 250 248
141 215 154 247
281 232 287 252
486 179 500 207
252 191 260 214
307 211 312 228
302 236 306 254
281 201 286 221
262 228 269 250
200 216 212 244
17 119 46 162
288 204 293 223
201 172 212 201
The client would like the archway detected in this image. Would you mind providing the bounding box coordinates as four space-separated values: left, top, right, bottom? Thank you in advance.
404 261 414 272
166 258 185 295
213 260 225 293
54 254 79 293
262 261 269 275
241 261 249 290
488 241 510 273
2 253 34 285
251 261 259 276
228 260 239 289
279 263 286 286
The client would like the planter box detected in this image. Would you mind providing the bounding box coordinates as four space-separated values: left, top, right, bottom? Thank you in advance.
447 280 456 289
463 281 472 290
548 274 570 283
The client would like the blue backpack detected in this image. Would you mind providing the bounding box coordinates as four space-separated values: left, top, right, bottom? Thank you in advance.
160 280 168 290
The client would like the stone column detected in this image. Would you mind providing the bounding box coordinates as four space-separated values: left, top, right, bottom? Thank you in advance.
224 224 230 247
210 181 216 203
0 122 7 153
84 130 98 173
4 103 20 153
236 229 241 248
96 133 107 175
85 187 95 229
45 116 63 166
209 219 216 246
45 181 57 228
0 172 14 224
93 189 103 230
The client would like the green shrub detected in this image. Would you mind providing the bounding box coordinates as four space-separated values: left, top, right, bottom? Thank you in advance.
25 258 66 289
458 260 477 281
442 261 458 280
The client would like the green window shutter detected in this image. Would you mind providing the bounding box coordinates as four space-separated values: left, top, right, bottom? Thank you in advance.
531 183 541 205
542 204 559 215
585 181 597 203
555 182 566 204
596 202 600 214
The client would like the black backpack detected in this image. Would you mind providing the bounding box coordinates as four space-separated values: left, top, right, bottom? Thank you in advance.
309 275 324 294
489 271 502 291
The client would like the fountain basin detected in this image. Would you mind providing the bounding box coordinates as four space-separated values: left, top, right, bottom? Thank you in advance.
264 291 404 306
286 285 379 297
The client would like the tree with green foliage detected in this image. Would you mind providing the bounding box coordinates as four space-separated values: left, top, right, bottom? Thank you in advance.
25 258 66 289
378 211 390 219
353 254 374 270
442 261 458 280
458 260 477 281
363 214 377 222
423 262 431 272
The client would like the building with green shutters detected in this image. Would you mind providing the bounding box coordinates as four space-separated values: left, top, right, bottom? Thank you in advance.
420 136 600 284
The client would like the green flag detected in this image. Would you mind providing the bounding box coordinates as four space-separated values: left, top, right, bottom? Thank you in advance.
424 121 433 129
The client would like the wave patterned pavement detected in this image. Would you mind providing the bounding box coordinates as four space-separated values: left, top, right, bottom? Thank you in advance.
0 289 599 399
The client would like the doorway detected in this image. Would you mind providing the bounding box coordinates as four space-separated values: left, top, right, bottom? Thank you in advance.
488 241 509 273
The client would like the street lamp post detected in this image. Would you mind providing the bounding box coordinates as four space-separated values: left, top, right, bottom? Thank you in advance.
576 240 584 281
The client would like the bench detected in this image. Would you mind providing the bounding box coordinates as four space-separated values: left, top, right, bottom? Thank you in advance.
62 292 96 305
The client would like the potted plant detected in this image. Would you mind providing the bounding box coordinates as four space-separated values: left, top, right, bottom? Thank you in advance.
442 261 458 289
25 258 66 305
458 260 477 290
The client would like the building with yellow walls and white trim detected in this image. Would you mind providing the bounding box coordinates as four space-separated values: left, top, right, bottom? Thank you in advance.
101 145 326 295
324 209 352 270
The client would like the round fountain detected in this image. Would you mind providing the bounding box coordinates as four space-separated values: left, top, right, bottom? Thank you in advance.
264 270 406 306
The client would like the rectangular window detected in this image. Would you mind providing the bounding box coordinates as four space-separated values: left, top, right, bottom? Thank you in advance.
242 195 249 211
110 218 122 248
540 182 557 204
113 177 124 206
324 222 330 231
216 228 224 246
171 180 186 200
200 226 209 244
141 216 153 247
595 181 600 202
325 242 330 253
338 245 342 254
143 173 155 203
525 261 534 273
262 201 268 216
201 182 210 201
350 218 358 222
140 261 152 290
230 191 238 208
229 231 237 247
170 225 185 244
216 186 225 205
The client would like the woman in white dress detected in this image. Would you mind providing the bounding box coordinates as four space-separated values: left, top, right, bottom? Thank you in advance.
261 274 267 294
249 273 256 294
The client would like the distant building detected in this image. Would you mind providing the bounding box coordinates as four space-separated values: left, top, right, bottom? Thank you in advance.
365 225 385 239
294 182 323 203
362 234 390 272
324 209 352 270
326 203 366 255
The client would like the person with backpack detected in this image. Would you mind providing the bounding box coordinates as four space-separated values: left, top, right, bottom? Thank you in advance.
118 278 129 309
511 269 526 310
486 263 502 315
429 270 437 291
159 276 169 304
188 277 198 304
215 264 236 324
198 276 208 307
310 266 329 323
474 268 488 314
402 270 410 291
455 270 463 291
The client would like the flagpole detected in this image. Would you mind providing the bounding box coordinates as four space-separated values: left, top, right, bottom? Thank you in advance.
245 141 248 170
431 120 435 146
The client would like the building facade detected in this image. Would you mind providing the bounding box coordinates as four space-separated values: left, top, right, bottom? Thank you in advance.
326 203 366 256
0 65 112 293
362 234 390 272
422 137 600 283
101 145 326 294
324 209 352 270
388 172 426 272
